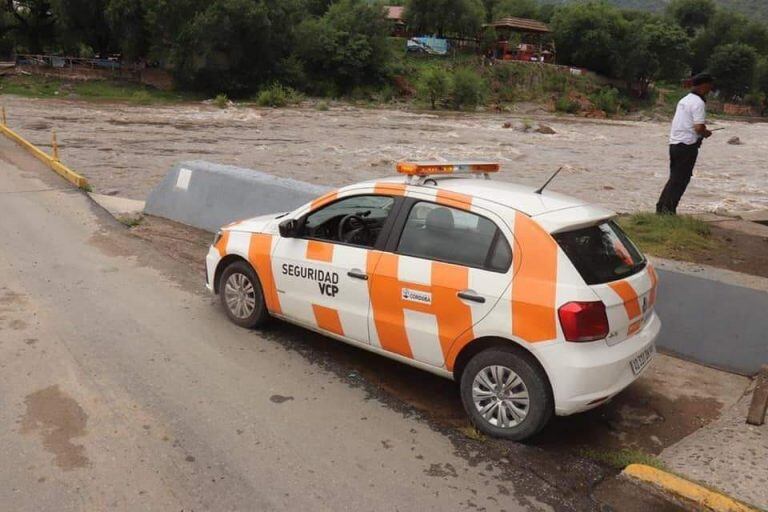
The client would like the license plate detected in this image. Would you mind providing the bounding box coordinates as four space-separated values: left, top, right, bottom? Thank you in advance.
630 345 655 375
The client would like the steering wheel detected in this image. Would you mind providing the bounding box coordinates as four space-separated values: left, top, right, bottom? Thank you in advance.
337 214 370 245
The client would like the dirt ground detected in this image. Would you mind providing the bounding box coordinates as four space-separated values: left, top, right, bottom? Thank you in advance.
695 224 768 278
3 95 768 215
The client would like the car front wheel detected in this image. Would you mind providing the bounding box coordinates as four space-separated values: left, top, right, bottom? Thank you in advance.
459 346 553 441
219 260 269 329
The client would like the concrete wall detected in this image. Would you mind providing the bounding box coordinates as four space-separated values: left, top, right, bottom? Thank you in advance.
654 261 768 376
144 161 331 232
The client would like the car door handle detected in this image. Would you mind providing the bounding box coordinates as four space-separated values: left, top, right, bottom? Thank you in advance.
457 290 485 304
347 270 368 281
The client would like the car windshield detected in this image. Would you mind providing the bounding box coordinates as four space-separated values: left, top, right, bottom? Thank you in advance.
553 220 645 285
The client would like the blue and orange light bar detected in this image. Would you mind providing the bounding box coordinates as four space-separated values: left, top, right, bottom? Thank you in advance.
396 161 500 176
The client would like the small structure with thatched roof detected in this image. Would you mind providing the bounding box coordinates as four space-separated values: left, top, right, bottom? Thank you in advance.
484 17 555 63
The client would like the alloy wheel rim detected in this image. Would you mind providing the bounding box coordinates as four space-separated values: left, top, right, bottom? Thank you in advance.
472 365 530 428
224 272 256 319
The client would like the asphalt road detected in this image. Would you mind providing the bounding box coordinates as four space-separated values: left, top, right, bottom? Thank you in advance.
0 138 683 512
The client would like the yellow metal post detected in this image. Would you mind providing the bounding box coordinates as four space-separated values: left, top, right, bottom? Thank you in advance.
51 130 60 161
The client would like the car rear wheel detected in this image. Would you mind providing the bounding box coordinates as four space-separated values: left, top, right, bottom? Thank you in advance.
219 260 269 328
459 346 553 441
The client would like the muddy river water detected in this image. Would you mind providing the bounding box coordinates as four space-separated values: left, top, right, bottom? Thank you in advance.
4 95 767 213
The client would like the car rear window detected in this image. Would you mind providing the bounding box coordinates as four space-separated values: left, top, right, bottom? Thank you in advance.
553 220 645 285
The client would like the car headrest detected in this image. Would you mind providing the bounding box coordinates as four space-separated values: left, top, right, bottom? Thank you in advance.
426 207 454 231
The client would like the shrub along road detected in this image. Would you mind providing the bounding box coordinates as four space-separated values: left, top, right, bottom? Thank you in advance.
0 138 687 511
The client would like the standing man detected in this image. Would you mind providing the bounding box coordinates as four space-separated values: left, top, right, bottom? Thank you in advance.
656 73 715 215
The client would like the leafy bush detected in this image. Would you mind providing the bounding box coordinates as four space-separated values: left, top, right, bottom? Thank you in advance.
555 95 579 113
417 66 450 109
294 0 392 93
214 94 229 109
130 90 153 105
709 43 758 100
451 67 487 109
492 64 518 84
542 72 568 93
591 87 621 114
256 83 301 107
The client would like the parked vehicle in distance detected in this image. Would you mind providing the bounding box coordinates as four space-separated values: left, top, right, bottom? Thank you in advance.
205 161 660 440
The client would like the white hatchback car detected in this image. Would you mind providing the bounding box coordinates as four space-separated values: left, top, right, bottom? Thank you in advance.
206 162 660 440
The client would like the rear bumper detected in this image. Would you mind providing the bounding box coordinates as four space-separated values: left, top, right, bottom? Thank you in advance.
539 313 661 416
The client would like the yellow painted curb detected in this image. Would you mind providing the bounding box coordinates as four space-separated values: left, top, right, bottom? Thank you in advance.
623 464 759 512
0 123 89 189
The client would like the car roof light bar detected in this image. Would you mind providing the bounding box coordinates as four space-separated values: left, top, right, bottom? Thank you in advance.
396 161 500 177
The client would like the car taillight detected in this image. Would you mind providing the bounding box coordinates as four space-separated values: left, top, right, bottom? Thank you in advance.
558 301 609 342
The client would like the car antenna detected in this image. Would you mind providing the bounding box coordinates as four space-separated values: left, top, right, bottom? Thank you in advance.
535 166 565 195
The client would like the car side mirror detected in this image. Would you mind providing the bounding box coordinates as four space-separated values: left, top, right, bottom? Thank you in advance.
279 218 299 238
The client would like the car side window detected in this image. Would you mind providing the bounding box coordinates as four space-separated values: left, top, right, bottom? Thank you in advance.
303 195 395 248
397 201 511 272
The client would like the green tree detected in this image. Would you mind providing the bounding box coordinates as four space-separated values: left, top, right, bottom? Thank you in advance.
405 0 485 37
417 66 449 108
667 0 716 36
451 66 486 108
0 9 14 57
551 1 627 77
492 0 539 20
106 0 149 61
143 0 305 95
757 57 768 96
51 0 113 55
167 0 277 94
618 17 690 96
689 10 768 72
708 42 758 99
295 0 392 92
3 0 56 53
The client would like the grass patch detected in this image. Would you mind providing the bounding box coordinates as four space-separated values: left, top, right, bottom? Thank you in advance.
458 426 486 442
581 448 666 470
0 75 194 104
116 214 144 228
255 83 303 107
618 213 719 259
213 93 229 109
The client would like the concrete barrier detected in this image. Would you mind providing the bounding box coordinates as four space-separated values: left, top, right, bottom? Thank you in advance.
143 161 331 232
145 162 766 376
653 259 768 376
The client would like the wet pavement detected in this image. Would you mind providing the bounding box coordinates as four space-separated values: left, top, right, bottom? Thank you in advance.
3 95 768 214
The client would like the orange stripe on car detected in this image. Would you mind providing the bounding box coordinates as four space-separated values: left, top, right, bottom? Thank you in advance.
431 261 474 367
215 230 230 258
374 183 408 196
368 252 476 366
311 190 338 209
306 240 334 262
608 281 642 321
436 189 472 210
368 252 413 358
312 304 344 336
248 233 282 315
511 212 558 342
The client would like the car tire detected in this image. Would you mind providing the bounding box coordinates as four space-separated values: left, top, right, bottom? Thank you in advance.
459 346 553 441
219 260 269 329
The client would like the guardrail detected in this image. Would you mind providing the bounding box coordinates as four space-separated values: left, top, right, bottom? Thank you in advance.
0 107 90 190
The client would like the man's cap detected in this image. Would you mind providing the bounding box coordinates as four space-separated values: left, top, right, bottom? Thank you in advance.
692 72 714 86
